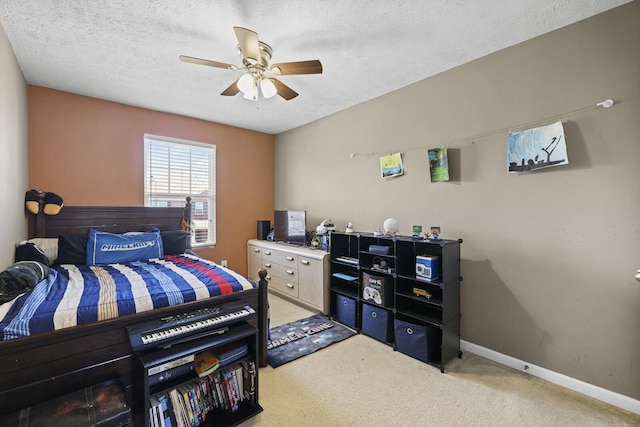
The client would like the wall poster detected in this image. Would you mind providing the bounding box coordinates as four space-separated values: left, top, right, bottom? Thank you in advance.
380 153 404 178
507 120 568 173
428 145 449 182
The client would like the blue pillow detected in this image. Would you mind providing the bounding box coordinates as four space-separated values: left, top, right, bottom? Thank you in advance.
86 228 163 265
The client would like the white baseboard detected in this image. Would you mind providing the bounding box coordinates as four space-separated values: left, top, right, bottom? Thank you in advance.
461 340 640 415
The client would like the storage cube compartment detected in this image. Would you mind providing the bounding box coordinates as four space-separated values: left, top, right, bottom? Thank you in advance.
361 271 393 307
416 255 440 281
361 303 393 343
394 318 441 363
0 379 131 427
335 294 357 328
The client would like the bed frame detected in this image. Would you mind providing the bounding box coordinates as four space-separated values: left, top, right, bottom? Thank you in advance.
0 200 268 415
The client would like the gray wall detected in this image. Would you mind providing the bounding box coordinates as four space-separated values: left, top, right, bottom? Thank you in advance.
0 24 28 269
275 3 639 399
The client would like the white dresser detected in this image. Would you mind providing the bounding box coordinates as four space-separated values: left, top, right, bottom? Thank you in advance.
247 239 329 314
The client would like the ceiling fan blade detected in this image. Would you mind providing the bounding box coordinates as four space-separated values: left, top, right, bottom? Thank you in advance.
270 60 323 75
272 78 299 100
221 79 240 96
234 26 260 64
179 55 237 70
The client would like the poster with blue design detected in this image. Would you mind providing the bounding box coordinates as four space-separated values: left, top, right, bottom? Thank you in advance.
507 120 568 173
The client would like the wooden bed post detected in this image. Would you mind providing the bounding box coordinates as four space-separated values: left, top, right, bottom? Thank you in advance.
28 191 47 239
257 268 268 367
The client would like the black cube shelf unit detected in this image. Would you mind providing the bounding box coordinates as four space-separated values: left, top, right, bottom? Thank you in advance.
329 231 463 373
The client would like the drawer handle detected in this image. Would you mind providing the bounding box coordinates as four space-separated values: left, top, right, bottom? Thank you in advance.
264 263 271 268
406 327 413 335
286 283 294 289
264 251 271 255
343 301 348 306
286 269 294 275
301 259 310 265
253 248 261 253
286 256 294 261
371 312 377 318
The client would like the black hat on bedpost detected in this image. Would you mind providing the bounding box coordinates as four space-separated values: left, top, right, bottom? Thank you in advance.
43 192 64 216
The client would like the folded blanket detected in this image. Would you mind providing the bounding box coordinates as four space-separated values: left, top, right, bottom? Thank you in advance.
0 261 50 301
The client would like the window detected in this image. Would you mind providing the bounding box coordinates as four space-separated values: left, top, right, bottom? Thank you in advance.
144 134 216 247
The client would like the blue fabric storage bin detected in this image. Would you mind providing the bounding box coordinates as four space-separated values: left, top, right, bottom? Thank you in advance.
361 303 393 342
394 319 440 363
336 294 356 328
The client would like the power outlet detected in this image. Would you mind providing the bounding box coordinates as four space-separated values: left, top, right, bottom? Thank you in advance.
221 260 228 268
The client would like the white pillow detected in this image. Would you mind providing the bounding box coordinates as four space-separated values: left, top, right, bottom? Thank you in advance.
26 238 59 265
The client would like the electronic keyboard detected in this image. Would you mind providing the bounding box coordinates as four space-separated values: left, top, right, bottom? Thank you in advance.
127 304 256 351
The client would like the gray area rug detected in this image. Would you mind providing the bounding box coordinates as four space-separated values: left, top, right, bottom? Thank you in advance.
267 314 356 368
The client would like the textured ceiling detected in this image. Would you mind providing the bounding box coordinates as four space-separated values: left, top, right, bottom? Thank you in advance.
0 0 631 135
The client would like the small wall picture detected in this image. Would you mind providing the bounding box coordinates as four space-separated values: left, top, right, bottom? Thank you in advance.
507 120 568 173
428 145 449 182
380 153 404 178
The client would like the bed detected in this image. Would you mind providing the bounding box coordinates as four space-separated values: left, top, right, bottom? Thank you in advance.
0 200 268 415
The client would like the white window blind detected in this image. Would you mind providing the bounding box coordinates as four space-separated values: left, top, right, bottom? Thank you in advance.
144 134 216 247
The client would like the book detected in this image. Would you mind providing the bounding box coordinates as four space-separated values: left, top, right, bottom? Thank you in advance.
157 393 172 427
213 373 229 410
169 389 187 427
335 256 358 265
149 395 164 427
233 364 244 402
177 384 197 427
221 368 238 412
241 359 256 402
193 349 220 378
214 341 248 367
332 271 358 281
207 375 220 409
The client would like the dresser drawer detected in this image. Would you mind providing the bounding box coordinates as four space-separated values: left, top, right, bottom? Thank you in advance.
262 249 298 266
271 264 298 283
268 275 299 298
266 262 298 282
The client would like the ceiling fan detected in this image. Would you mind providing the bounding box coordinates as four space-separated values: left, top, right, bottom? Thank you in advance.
179 26 323 101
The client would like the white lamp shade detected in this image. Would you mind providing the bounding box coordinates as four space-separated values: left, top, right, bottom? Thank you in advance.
383 218 399 234
237 73 255 93
243 86 258 101
260 78 277 99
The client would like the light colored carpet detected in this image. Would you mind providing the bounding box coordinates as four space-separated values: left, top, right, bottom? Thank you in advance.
241 294 639 426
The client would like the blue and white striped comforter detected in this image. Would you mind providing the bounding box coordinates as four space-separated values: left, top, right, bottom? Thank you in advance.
0 253 255 340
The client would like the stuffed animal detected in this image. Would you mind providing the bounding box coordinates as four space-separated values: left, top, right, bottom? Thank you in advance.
43 192 64 215
24 189 40 214
24 190 64 215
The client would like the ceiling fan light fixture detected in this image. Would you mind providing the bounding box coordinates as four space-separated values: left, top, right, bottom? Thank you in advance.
260 77 277 99
237 73 255 94
243 85 258 101
181 27 322 102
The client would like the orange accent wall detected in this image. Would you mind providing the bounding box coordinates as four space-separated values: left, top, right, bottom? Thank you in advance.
28 86 274 276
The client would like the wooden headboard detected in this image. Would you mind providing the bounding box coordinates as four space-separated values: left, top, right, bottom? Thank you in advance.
28 198 192 238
